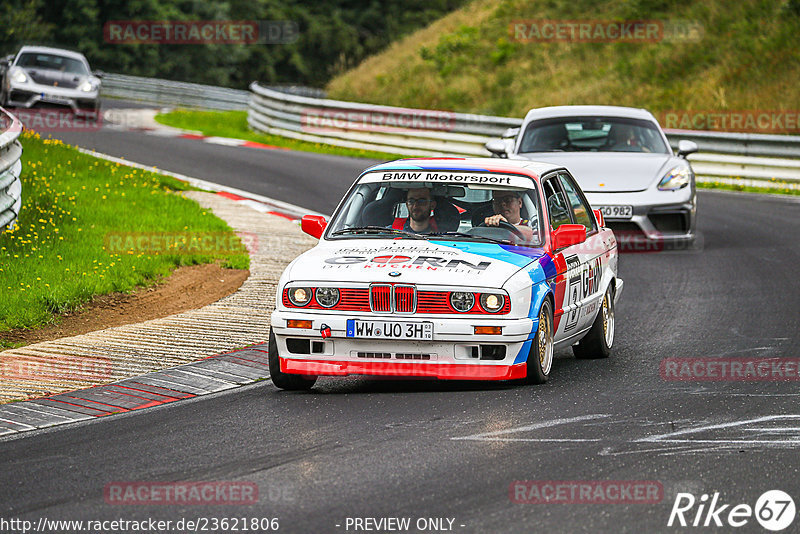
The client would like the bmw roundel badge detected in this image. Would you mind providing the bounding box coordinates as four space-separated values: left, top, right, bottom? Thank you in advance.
389 271 401 277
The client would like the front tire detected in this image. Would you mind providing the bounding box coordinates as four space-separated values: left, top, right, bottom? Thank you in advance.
268 327 317 390
573 285 615 359
526 299 553 384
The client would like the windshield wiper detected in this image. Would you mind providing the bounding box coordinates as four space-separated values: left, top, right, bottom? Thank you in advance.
331 226 426 240
428 231 515 246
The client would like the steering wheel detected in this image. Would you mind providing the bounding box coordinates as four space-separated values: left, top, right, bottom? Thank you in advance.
479 219 526 240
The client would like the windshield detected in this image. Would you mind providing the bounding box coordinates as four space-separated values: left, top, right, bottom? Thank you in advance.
16 53 89 75
518 116 669 154
327 171 544 248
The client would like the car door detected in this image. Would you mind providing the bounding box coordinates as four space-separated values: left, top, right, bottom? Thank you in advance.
542 173 586 342
556 171 605 332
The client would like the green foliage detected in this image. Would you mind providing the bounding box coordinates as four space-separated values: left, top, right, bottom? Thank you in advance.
0 132 249 332
328 0 800 118
0 0 468 88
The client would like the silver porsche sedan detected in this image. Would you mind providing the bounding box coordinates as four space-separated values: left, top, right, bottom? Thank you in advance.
0 46 101 116
486 105 698 247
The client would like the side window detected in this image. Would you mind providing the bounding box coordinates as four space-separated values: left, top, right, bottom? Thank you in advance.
558 173 595 232
542 177 572 230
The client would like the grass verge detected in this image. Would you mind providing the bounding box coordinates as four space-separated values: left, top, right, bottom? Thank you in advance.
697 180 800 197
154 109 408 160
0 131 249 335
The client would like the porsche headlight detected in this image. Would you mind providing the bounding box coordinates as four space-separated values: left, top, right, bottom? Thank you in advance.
288 287 312 306
450 292 475 313
658 166 692 191
79 80 95 92
11 69 27 84
480 293 505 313
314 287 340 308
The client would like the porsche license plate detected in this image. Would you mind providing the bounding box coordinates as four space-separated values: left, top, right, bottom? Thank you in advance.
598 205 633 219
346 319 433 340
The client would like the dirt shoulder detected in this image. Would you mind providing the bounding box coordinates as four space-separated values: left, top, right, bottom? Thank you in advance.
1 263 249 349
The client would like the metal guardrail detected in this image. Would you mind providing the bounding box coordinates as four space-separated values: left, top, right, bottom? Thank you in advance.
248 82 800 187
101 73 326 111
248 82 520 157
101 74 250 110
0 108 23 231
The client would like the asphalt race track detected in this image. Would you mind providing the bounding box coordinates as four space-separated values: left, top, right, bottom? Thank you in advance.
2 106 800 533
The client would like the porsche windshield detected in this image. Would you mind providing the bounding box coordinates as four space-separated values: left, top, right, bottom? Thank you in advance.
17 53 89 75
519 116 669 154
327 172 544 247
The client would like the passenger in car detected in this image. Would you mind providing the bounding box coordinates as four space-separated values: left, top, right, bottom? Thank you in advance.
393 188 439 234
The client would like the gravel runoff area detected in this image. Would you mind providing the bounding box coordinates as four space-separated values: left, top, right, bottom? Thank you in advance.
0 192 316 403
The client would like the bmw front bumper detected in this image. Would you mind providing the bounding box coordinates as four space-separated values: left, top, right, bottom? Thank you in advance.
270 309 537 380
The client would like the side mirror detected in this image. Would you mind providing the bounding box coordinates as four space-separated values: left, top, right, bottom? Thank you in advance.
301 215 327 239
485 139 508 158
593 209 605 228
677 140 698 158
501 127 520 139
551 224 587 250
93 70 105 79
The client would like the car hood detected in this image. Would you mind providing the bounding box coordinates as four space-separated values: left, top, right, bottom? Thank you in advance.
23 68 86 90
286 239 547 288
513 152 677 192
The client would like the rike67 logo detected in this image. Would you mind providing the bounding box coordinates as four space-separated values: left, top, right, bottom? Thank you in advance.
668 490 796 531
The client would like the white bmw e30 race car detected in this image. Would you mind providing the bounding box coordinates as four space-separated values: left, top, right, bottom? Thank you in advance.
269 158 623 390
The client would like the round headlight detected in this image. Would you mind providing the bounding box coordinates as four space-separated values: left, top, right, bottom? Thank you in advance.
315 287 340 308
480 293 505 312
450 292 475 313
288 287 312 306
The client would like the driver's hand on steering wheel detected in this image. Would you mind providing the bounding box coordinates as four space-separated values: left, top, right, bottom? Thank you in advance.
484 214 507 227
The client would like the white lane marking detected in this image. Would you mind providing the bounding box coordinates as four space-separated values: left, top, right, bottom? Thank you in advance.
203 136 248 146
636 414 800 443
451 414 610 442
744 427 800 432
75 147 325 218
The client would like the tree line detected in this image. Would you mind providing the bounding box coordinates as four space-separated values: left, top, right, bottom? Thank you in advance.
0 0 467 88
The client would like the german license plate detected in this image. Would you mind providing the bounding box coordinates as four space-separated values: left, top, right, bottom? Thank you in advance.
598 205 633 219
346 319 433 340
40 94 70 105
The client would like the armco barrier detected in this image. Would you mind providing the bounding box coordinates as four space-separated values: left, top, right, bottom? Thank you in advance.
102 73 250 110
0 108 23 231
248 82 800 187
101 73 325 111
